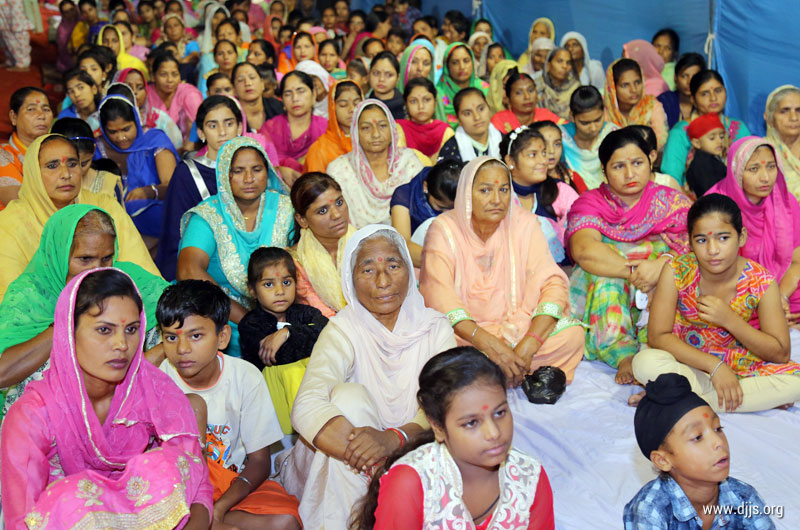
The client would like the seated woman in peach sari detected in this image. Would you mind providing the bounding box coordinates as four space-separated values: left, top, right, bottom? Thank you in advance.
420 156 585 387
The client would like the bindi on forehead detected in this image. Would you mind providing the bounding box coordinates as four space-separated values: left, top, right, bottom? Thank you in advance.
481 405 489 411
703 412 709 418
707 231 713 236
377 256 383 262
175 329 182 335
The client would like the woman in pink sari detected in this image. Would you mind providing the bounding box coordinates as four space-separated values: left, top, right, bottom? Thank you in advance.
707 136 800 327
419 156 585 387
1 268 212 529
623 39 669 97
146 52 203 144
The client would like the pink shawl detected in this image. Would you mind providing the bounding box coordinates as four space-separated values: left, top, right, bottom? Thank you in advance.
708 136 800 283
261 113 328 166
1 268 211 527
419 157 571 345
623 39 669 97
145 82 203 139
566 181 691 254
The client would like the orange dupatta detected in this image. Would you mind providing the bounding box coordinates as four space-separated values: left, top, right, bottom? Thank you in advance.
304 80 362 172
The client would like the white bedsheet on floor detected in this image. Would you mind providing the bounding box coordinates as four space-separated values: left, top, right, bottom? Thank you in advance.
509 330 800 529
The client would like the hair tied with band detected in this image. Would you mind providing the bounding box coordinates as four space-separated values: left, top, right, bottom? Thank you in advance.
507 125 529 157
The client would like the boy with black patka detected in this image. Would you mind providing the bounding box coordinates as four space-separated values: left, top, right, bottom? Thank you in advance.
624 373 775 529
157 280 301 530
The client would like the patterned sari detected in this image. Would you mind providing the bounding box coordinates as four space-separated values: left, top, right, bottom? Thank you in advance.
566 182 691 367
0 268 211 529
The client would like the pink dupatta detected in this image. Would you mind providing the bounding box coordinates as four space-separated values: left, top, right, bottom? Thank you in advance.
145 82 203 139
708 137 800 297
623 39 669 97
566 181 691 254
1 268 212 528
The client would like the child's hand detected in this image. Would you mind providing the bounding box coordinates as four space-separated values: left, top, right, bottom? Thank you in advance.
710 363 743 412
697 295 734 328
259 328 290 366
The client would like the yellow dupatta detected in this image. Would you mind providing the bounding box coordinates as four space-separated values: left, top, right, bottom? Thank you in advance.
293 224 356 311
0 135 160 302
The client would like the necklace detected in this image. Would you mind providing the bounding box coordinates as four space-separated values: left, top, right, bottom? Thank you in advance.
472 493 500 523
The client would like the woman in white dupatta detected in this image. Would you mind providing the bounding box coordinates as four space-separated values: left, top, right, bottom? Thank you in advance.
285 225 456 530
326 99 426 228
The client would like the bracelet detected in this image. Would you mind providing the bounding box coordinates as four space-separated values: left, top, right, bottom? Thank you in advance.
386 427 405 448
525 331 544 344
709 360 725 379
233 475 253 489
471 324 480 343
660 253 675 261
150 184 159 200
396 427 409 444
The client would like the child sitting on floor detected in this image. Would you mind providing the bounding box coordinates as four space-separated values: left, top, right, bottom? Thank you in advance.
633 194 800 412
352 346 555 530
157 280 301 530
624 373 776 529
239 247 328 434
685 113 727 198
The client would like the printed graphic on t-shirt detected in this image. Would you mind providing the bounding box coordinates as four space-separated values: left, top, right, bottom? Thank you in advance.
206 424 237 472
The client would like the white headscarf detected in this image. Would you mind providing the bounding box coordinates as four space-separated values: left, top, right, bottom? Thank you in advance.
199 2 230 54
331 225 454 427
521 37 555 77
295 59 335 119
559 31 605 91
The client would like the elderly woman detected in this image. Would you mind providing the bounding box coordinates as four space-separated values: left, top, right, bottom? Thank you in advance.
287 225 456 529
289 172 356 318
567 128 692 384
420 156 584 387
178 136 293 357
708 137 800 326
0 134 158 303
764 85 800 201
326 99 426 228
0 205 168 424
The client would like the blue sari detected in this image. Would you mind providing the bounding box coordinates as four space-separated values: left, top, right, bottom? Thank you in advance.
98 95 179 237
180 137 294 357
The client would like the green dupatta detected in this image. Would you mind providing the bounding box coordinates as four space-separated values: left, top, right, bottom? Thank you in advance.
435 42 489 129
0 204 168 419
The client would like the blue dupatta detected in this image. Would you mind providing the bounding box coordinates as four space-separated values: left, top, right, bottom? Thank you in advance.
98 95 179 235
180 137 294 306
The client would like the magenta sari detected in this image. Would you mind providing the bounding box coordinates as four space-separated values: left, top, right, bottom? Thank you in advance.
566 181 691 254
0 268 212 529
261 113 327 169
708 136 800 312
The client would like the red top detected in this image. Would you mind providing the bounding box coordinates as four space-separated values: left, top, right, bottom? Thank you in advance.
373 464 555 529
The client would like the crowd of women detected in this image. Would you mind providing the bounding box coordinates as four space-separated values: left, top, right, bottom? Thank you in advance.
0 0 799 528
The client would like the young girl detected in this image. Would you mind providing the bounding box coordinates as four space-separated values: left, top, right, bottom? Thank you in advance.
78 47 116 97
247 38 277 67
115 67 183 150
158 13 201 66
501 127 579 264
277 31 317 74
603 58 669 151
438 88 502 163
347 57 371 96
239 247 329 434
397 77 453 159
319 39 346 79
634 193 800 412
368 51 405 120
208 71 235 96
60 69 102 135
0 268 212 529
146 51 203 143
491 69 564 134
529 120 588 194
97 95 179 240
199 39 239 97
352 346 555 529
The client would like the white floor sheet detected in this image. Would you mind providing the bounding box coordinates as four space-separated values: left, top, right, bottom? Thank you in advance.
508 330 800 529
